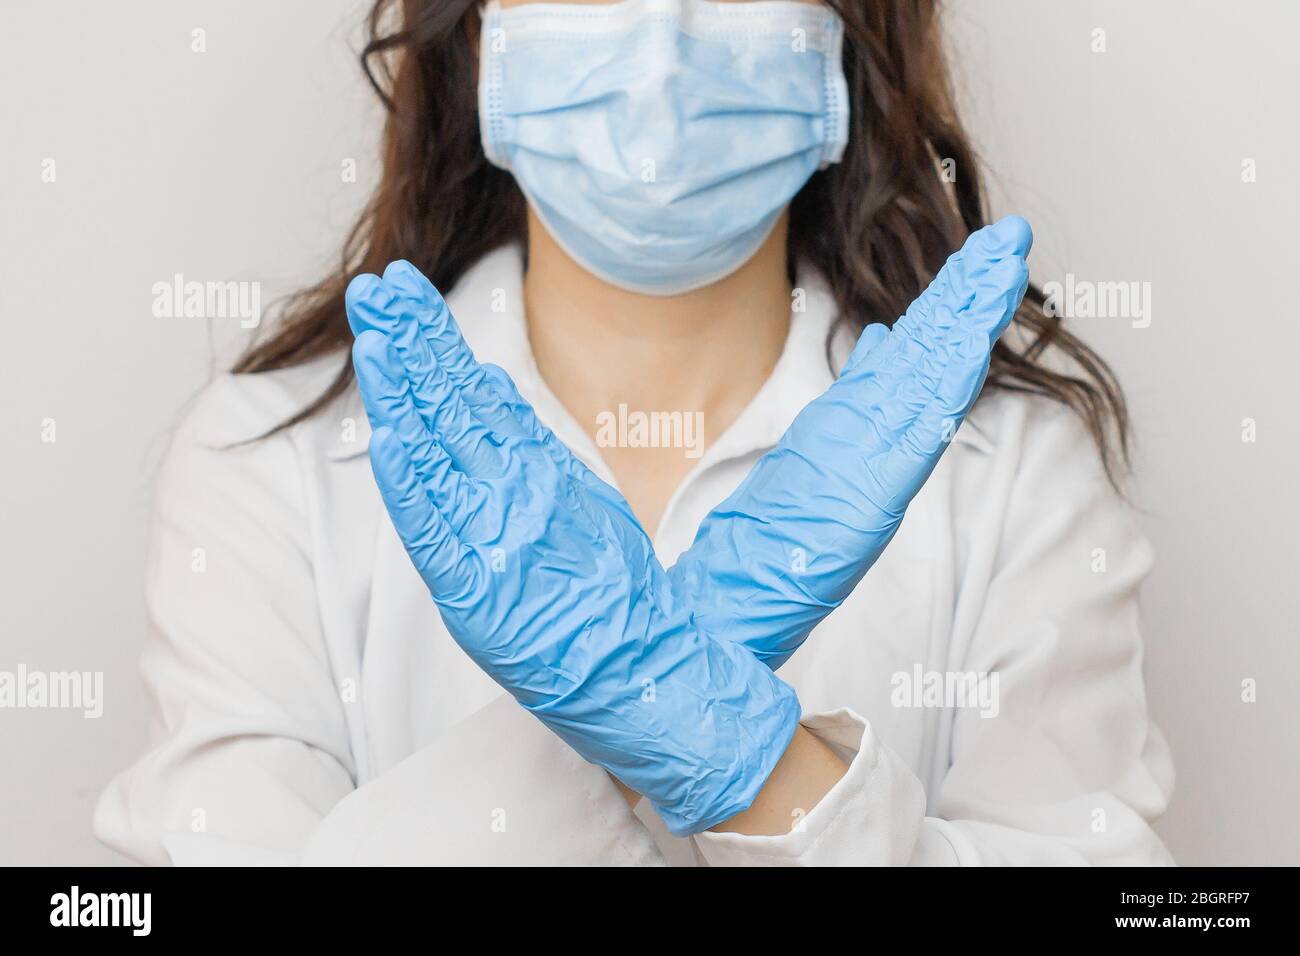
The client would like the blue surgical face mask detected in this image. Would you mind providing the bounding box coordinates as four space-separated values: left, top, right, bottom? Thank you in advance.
478 0 850 296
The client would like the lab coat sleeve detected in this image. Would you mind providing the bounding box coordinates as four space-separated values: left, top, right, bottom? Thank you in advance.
692 397 1175 866
94 374 663 866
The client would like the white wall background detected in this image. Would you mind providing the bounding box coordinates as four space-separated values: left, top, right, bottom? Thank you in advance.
2 0 1296 865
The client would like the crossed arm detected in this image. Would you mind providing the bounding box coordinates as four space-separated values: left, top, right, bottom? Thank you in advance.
343 218 1033 836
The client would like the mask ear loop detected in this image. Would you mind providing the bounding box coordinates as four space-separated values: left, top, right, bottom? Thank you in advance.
477 0 510 170
819 13 851 168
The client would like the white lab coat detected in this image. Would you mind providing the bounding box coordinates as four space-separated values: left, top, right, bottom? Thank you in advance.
96 246 1175 866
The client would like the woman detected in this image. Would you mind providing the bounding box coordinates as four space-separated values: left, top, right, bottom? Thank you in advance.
96 0 1173 865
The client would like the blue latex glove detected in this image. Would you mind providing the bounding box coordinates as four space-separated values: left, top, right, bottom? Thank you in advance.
346 261 637 526
349 216 1031 671
345 291 801 836
673 215 1033 666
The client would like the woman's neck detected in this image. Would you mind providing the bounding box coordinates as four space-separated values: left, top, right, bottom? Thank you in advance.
522 205 793 535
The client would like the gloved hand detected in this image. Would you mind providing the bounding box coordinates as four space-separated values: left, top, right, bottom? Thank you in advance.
673 215 1033 666
348 215 1031 670
345 291 801 836
345 261 631 521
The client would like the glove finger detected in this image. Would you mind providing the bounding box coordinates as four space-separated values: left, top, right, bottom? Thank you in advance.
382 260 488 392
967 252 1031 345
888 215 1031 349
862 240 1025 444
349 271 460 415
378 263 550 454
839 322 890 376
871 328 993 500
345 272 403 341
369 425 479 604
871 231 1028 487
392 342 506 475
931 215 1031 326
850 269 964 436
480 363 584 474
353 332 480 533
480 363 643 528
842 243 967 389
898 250 1026 425
873 217 1028 402
347 269 504 451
